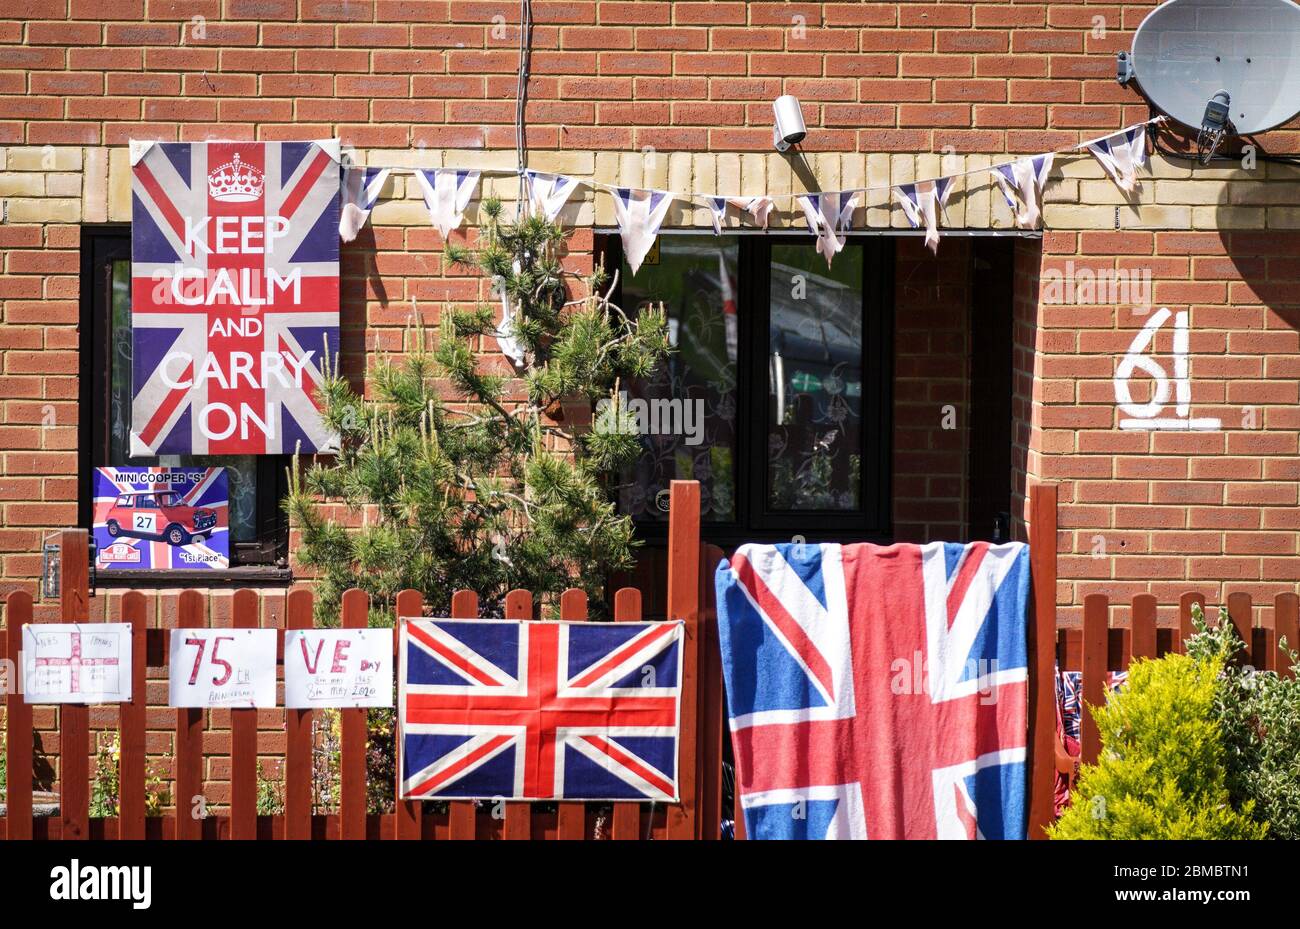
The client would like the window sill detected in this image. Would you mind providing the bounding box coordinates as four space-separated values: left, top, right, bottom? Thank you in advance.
95 566 294 589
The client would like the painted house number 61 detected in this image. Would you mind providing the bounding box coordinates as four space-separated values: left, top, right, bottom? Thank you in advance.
1114 307 1221 432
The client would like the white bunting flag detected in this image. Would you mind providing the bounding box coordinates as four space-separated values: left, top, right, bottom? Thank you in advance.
494 259 528 368
612 187 673 275
992 153 1054 229
894 177 955 254
1088 124 1147 194
525 170 580 223
339 165 390 243
796 190 858 268
414 168 481 239
705 195 776 234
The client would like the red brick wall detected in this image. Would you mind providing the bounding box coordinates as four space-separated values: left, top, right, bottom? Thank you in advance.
0 1 1228 152
893 236 971 541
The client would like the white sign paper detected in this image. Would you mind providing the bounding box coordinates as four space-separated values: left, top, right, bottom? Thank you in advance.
22 623 133 704
284 628 394 708
168 628 277 708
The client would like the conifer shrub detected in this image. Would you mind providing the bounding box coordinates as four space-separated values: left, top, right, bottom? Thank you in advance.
1050 651 1266 840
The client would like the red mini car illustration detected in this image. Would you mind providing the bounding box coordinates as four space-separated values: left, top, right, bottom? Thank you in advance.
104 490 217 547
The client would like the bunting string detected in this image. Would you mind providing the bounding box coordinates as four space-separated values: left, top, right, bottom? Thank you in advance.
340 116 1166 265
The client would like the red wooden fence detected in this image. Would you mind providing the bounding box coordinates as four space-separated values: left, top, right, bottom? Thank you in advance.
0 480 725 840
5 479 1291 840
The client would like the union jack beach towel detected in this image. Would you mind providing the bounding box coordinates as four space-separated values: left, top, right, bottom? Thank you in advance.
716 541 1030 840
399 618 683 801
130 140 341 455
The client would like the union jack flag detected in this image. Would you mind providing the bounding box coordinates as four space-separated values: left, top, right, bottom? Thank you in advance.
716 541 1031 840
399 618 683 801
130 140 341 455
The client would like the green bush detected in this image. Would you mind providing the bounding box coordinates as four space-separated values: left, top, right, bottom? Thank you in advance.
1050 650 1266 840
1186 603 1300 839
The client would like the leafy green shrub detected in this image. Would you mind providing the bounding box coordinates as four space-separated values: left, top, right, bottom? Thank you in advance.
1186 602 1300 839
1050 650 1266 839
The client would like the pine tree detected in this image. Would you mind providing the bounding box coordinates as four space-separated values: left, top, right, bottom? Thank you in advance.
287 199 669 624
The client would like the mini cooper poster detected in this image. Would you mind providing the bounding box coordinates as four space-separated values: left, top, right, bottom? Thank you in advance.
93 467 229 570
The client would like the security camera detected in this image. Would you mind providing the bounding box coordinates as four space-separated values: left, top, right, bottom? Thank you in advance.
772 95 806 152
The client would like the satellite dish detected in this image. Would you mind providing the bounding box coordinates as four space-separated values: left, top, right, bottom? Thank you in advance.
1119 0 1300 159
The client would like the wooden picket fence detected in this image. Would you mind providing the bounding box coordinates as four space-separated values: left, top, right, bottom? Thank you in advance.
1053 590 1300 781
0 481 727 840
5 479 1293 840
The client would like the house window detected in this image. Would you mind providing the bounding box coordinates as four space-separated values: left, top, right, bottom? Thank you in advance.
600 233 892 543
79 227 290 579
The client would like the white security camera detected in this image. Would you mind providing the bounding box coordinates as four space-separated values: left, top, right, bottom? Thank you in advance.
772 95 807 152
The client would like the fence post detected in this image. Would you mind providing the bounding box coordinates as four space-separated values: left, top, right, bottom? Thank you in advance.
1080 594 1108 767
557 588 588 840
229 589 259 840
173 589 206 840
1130 594 1157 662
447 589 479 840
665 480 700 840
118 590 148 839
502 589 533 840
283 589 314 840
697 544 726 840
610 587 643 840
4 591 34 839
339 589 369 840
1025 483 1058 839
1277 593 1299 680
58 528 91 840
392 589 423 840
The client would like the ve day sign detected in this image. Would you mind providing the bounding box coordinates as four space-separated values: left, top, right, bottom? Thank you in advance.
129 140 341 456
284 628 394 708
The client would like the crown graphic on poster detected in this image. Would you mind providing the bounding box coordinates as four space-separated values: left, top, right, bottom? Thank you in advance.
207 153 265 202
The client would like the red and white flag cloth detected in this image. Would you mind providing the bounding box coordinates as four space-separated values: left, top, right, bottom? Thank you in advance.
338 165 390 243
524 170 580 223
705 195 776 234
1088 124 1148 194
894 177 955 255
992 154 1054 229
612 187 673 275
796 191 858 268
415 168 481 239
129 139 341 455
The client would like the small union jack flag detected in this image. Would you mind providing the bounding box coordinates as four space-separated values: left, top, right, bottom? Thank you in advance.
130 140 340 455
399 618 683 801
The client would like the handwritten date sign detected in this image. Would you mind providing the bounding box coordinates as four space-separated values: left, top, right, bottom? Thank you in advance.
22 624 133 704
168 628 277 708
284 628 393 708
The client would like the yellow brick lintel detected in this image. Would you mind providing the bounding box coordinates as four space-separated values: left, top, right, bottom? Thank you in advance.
1 147 1297 231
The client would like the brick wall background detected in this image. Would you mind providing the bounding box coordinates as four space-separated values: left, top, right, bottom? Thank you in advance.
3 0 1300 807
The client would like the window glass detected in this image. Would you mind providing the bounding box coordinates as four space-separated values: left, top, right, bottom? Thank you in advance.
618 238 739 522
106 259 261 542
767 244 865 512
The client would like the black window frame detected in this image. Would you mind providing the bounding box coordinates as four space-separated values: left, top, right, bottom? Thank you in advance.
79 225 292 586
598 231 894 548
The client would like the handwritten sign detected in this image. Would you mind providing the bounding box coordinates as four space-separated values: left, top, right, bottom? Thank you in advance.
284 628 393 708
1115 307 1221 431
22 624 133 704
168 628 277 708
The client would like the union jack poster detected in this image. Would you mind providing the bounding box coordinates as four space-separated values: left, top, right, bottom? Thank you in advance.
716 541 1030 840
399 618 683 801
92 466 229 570
130 140 341 455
